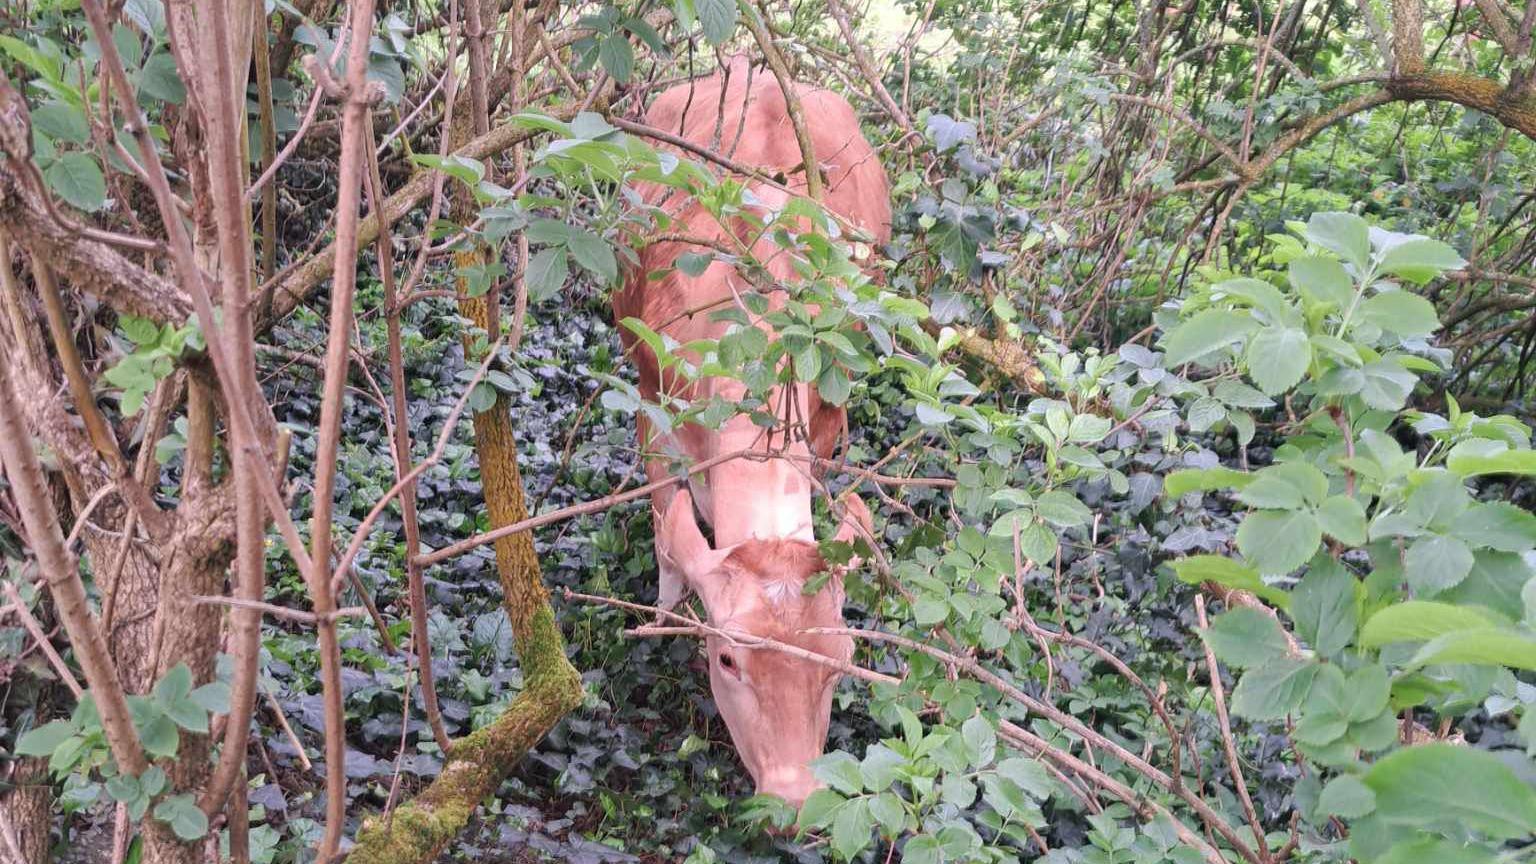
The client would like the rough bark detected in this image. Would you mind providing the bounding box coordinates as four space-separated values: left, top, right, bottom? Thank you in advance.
0 759 51 864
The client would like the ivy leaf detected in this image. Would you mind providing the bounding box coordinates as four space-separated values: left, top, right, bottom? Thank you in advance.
1161 308 1257 366
153 794 209 841
44 152 108 212
1199 607 1290 669
1244 326 1311 395
1365 744 1536 839
1237 509 1321 575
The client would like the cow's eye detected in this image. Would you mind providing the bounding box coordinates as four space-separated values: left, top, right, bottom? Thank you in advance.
717 653 734 669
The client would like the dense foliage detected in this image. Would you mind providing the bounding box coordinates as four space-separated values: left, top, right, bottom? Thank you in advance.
1 0 1535 863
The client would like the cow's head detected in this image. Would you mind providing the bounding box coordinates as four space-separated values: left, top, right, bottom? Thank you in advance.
657 489 870 807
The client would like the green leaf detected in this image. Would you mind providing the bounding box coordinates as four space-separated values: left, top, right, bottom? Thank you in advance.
1316 495 1367 546
1212 380 1274 409
1034 491 1091 528
154 664 194 706
44 152 107 212
797 788 844 830
811 751 864 796
1170 555 1290 609
902 835 943 864
1305 212 1370 269
1344 663 1390 720
137 52 186 104
1237 462 1328 509
525 248 569 302
153 794 209 841
676 251 712 277
859 744 905 791
961 714 996 768
15 720 76 757
1163 466 1253 497
1237 509 1322 575
1290 558 1356 658
138 713 179 759
695 0 737 44
597 34 634 82
869 792 905 836
1244 326 1311 395
1231 656 1318 720
1357 291 1440 337
1405 471 1471 530
1452 503 1536 553
1289 255 1354 307
1359 601 1500 647
32 100 88 144
1358 359 1418 411
1446 441 1536 478
1375 839 1497 864
1161 308 1258 366
568 230 617 283
1199 607 1290 669
1376 238 1466 285
830 798 873 861
1365 744 1536 839
1318 774 1376 818
1404 534 1474 596
1410 627 1536 671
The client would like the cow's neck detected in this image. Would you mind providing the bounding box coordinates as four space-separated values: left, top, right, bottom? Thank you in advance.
696 383 816 547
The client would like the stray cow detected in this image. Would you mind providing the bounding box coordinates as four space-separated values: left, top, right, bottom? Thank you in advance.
614 57 892 806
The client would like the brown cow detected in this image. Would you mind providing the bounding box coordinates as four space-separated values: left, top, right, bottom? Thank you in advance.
615 57 891 806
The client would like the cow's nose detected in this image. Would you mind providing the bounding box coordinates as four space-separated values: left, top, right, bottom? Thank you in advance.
759 766 820 810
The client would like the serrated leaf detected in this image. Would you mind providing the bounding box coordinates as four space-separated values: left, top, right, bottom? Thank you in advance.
1357 290 1440 337
696 0 736 44
961 714 996 768
1376 238 1466 284
1290 558 1356 657
1170 555 1291 609
1452 502 1536 552
1404 534 1474 596
568 229 617 283
1163 466 1253 497
1365 744 1536 839
1237 462 1328 509
1318 775 1376 818
526 247 569 302
1359 601 1499 647
1245 326 1311 395
1231 656 1318 720
1317 495 1367 545
1199 607 1290 669
1305 212 1370 269
1034 490 1091 528
1161 308 1258 366
811 751 864 796
1237 509 1321 575
44 152 107 212
1289 254 1354 307
15 720 76 757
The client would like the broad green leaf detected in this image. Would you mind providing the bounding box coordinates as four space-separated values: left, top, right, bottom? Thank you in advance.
811 751 864 796
44 152 107 212
1237 462 1328 509
1358 359 1418 411
597 33 634 82
1365 744 1536 839
1170 555 1290 609
1404 534 1474 595
1357 291 1440 337
154 664 194 705
1237 509 1321 575
859 744 905 791
902 835 943 864
568 229 618 283
1231 656 1318 720
1359 601 1499 647
1199 607 1290 669
137 52 186 103
1215 277 1299 326
1410 627 1536 671
1376 238 1466 284
1305 212 1370 269
1034 490 1091 528
961 714 996 768
1452 503 1536 553
138 714 179 760
1405 471 1472 529
1317 495 1367 545
1289 255 1353 307
797 789 844 830
1212 380 1274 409
32 100 88 144
1376 838 1497 864
1447 440 1536 478
15 720 76 757
526 248 569 302
869 792 905 836
1318 775 1376 819
1163 466 1253 497
1290 558 1357 658
1161 308 1258 366
1344 663 1390 720
1244 326 1311 395
830 798 873 861
695 0 737 44
153 794 209 841
995 758 1053 799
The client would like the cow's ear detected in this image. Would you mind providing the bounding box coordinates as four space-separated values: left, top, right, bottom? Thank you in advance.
658 490 729 588
830 494 874 572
